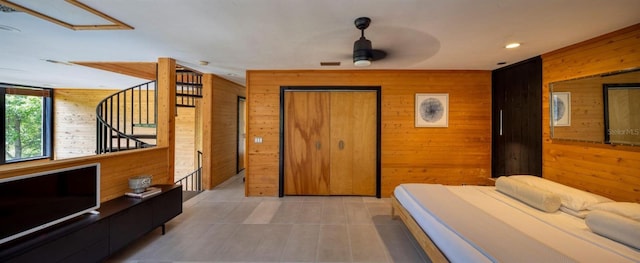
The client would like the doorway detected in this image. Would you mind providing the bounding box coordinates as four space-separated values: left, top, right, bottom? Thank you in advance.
237 96 246 173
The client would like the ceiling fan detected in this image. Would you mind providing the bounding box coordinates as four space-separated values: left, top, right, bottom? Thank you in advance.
353 17 387 67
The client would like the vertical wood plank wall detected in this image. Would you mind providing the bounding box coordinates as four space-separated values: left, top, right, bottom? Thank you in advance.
201 74 246 190
542 23 640 202
53 89 118 159
175 107 196 178
246 70 492 197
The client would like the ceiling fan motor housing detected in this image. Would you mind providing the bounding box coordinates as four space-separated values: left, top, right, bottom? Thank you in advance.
353 17 373 66
353 37 373 63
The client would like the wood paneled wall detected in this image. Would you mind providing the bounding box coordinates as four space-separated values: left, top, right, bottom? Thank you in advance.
246 70 492 197
542 23 640 202
175 107 196 178
0 148 171 202
201 74 246 190
53 89 117 159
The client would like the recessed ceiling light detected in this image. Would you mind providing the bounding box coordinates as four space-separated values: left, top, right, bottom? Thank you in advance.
0 24 21 32
505 43 521 49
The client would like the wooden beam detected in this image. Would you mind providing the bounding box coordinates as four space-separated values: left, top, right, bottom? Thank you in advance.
72 62 157 80
157 58 176 182
201 74 214 190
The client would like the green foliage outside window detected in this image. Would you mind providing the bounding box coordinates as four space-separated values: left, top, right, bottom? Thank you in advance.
5 94 44 161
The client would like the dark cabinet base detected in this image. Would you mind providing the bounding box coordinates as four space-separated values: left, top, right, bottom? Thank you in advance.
0 184 182 262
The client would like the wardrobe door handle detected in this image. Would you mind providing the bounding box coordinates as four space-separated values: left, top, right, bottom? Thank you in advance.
499 110 503 136
316 141 321 150
338 140 344 150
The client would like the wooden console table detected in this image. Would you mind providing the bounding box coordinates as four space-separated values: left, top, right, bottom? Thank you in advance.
0 184 182 262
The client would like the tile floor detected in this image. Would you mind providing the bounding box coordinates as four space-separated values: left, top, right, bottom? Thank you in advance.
106 172 429 262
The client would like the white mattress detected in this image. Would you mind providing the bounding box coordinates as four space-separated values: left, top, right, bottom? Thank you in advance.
394 184 640 263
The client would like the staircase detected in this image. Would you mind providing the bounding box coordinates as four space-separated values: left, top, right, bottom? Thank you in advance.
176 151 204 201
95 69 202 154
176 69 203 108
96 80 157 154
95 68 204 201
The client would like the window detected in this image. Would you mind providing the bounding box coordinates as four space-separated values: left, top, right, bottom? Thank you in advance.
1 83 53 164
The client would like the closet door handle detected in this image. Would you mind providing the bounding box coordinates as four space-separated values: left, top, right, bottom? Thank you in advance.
316 141 321 150
338 140 344 150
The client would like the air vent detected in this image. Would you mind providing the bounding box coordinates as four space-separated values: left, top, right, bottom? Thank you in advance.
320 62 341 66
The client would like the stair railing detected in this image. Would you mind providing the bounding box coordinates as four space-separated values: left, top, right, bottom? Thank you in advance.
96 81 157 154
176 151 203 192
176 70 203 107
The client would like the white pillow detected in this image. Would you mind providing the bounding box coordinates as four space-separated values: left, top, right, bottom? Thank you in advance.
588 202 640 221
509 175 613 212
495 176 561 212
586 210 640 249
559 206 589 218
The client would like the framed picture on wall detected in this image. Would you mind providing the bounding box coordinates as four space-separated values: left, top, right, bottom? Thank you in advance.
415 93 448 127
552 92 571 126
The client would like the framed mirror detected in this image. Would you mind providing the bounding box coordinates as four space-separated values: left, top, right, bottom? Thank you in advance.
550 68 640 146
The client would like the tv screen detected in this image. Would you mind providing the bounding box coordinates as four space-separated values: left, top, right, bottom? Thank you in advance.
0 163 100 245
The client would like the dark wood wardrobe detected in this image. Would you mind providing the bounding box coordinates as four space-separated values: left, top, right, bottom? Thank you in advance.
492 56 542 177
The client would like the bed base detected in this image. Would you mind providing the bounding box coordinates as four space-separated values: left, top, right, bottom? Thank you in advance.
391 194 449 263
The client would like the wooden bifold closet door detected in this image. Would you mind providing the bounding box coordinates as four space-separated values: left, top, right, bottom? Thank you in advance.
284 91 376 196
284 91 331 195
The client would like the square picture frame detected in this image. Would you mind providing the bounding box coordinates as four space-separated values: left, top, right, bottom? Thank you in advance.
552 92 571 126
415 93 448 127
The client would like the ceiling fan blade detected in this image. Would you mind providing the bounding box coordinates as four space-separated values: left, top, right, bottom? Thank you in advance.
371 49 387 61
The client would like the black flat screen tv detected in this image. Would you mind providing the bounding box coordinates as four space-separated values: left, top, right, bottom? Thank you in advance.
0 163 100 245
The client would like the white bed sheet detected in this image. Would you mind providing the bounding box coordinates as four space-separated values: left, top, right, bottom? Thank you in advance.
394 184 640 263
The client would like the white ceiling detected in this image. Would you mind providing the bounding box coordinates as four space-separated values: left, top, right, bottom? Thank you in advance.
1 0 639 89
